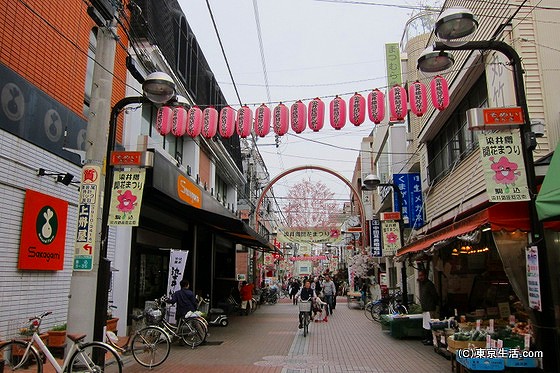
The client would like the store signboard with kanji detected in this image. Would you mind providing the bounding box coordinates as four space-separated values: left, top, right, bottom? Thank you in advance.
370 219 383 257
381 220 401 256
478 130 529 202
108 169 146 226
276 227 341 244
393 173 424 229
526 246 542 311
73 165 101 271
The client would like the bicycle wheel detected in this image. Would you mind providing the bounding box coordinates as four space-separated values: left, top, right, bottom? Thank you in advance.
364 301 375 321
371 302 385 322
68 341 122 373
250 298 258 313
179 318 207 347
131 326 171 368
303 313 309 337
0 341 42 372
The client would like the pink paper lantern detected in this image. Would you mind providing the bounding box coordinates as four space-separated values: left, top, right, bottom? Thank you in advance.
171 106 188 137
186 106 202 137
367 89 385 124
273 103 289 136
349 93 366 126
219 106 236 138
254 104 271 137
330 96 346 130
290 100 307 134
389 85 408 121
201 107 218 138
408 81 428 117
308 98 325 132
430 75 450 111
236 105 252 138
156 106 173 135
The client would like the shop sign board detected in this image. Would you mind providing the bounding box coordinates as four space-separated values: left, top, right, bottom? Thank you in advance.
108 169 146 226
478 130 530 202
18 190 68 270
370 219 383 257
73 165 101 271
526 246 542 311
467 107 524 130
381 220 401 256
393 173 423 228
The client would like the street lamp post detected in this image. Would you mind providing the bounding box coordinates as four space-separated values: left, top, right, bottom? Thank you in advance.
418 8 558 372
363 174 407 308
93 72 176 347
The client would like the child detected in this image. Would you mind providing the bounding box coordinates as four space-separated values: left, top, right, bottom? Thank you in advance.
313 297 328 322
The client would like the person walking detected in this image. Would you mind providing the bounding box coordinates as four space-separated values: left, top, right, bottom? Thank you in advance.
290 279 301 305
418 270 439 345
322 275 336 316
167 279 198 323
239 281 254 316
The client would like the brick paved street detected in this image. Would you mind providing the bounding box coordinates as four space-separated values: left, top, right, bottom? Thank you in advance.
122 298 450 372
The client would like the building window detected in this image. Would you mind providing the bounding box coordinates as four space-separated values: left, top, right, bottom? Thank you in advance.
215 174 227 204
427 75 488 183
83 28 98 117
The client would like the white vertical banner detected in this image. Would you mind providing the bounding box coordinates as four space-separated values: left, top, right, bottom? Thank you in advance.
166 250 189 321
526 246 542 311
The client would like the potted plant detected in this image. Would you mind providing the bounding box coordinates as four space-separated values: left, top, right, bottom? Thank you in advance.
47 323 67 347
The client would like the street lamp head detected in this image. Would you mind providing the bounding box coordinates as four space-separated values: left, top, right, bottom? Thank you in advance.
417 46 455 74
142 72 176 104
435 7 478 45
362 174 381 190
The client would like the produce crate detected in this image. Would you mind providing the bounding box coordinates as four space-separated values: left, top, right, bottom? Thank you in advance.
447 336 487 350
457 355 504 371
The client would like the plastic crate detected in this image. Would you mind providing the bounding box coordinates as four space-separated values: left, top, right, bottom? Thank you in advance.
457 356 504 371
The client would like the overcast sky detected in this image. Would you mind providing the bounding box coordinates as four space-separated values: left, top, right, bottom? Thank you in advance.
178 0 433 208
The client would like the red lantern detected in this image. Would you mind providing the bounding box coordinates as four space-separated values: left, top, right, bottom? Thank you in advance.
219 106 236 138
254 104 271 137
430 75 450 111
156 106 173 135
201 107 218 138
367 89 385 124
171 106 188 137
308 98 324 132
186 106 202 137
330 96 346 130
236 105 252 138
408 81 428 117
349 93 365 126
290 100 307 134
273 103 289 136
389 85 408 121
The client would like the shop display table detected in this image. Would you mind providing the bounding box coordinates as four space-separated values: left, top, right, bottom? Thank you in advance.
379 314 423 339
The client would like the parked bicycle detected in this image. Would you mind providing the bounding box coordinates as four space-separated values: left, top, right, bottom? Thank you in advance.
369 291 408 322
145 296 208 348
105 309 171 368
0 311 122 372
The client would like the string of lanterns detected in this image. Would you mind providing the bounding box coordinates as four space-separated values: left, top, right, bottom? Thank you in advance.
155 75 450 139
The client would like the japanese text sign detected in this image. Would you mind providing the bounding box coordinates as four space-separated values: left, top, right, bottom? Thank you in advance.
526 246 542 311
381 220 401 256
277 227 341 244
478 130 530 202
385 43 402 87
370 219 383 257
393 173 424 229
108 169 146 226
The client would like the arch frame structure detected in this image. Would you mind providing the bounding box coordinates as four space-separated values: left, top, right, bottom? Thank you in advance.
254 165 368 253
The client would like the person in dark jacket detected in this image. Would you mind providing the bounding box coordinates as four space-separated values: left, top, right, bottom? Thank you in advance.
167 279 197 323
295 280 316 328
418 270 439 345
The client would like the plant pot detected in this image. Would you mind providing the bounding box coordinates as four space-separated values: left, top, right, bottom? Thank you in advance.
106 318 119 333
47 330 67 347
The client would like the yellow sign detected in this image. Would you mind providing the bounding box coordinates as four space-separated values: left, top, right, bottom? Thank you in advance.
108 169 146 226
177 175 202 208
381 220 401 256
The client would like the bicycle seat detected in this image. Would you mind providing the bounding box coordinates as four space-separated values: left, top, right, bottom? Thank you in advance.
67 333 86 343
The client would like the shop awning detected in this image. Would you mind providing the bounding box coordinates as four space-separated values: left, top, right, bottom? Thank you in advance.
536 145 560 221
397 202 530 256
208 219 276 252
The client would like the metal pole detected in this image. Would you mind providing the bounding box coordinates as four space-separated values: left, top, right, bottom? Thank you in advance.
434 41 559 372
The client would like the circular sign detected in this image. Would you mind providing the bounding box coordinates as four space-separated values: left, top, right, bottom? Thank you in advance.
36 206 58 245
44 109 63 142
1 82 25 121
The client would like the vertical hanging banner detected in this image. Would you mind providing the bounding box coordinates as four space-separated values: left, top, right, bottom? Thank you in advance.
385 43 402 87
526 246 541 311
380 212 401 256
108 169 146 225
73 165 101 271
370 219 383 257
393 173 424 229
478 131 529 202
166 250 189 321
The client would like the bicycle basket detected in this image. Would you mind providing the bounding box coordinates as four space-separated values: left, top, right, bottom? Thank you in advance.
145 308 163 324
298 301 311 312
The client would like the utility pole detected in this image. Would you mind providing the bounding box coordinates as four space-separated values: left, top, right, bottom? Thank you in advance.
67 24 116 341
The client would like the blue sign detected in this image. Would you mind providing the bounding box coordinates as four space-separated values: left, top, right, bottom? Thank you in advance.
393 173 424 229
369 219 383 257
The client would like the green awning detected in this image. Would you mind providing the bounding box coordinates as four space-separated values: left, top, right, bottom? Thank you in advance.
536 144 560 221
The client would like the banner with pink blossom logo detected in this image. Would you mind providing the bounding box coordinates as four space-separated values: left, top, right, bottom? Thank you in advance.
478 130 529 202
108 169 146 226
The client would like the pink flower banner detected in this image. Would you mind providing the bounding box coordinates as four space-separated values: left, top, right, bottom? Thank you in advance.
108 169 146 226
381 220 401 256
478 130 530 202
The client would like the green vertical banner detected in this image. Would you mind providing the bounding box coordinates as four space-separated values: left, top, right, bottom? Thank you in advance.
385 43 402 87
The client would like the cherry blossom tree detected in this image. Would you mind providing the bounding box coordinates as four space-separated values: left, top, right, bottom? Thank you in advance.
283 178 339 228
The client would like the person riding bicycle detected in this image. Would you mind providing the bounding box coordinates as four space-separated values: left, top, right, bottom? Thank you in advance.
166 279 197 323
295 280 316 328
